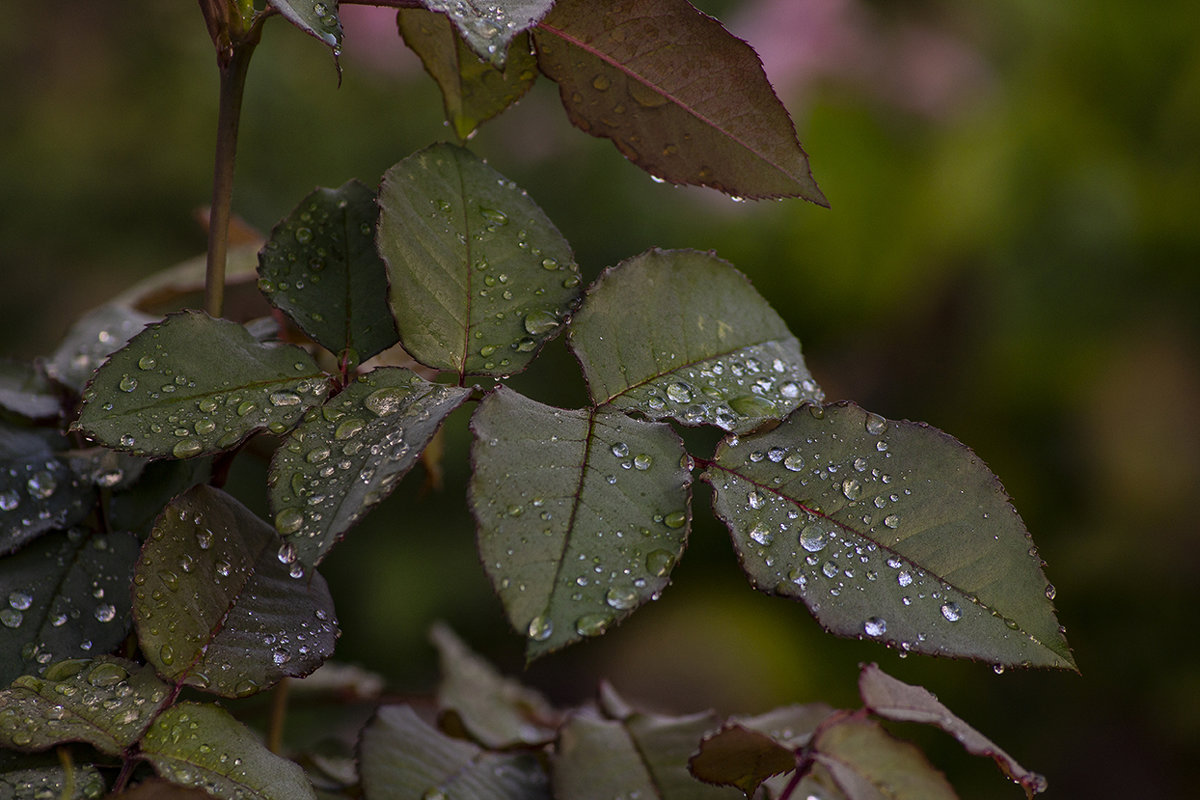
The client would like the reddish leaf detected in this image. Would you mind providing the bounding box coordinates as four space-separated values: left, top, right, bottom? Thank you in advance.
689 723 796 797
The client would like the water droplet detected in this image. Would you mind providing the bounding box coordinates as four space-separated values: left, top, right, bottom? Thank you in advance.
767 447 786 462
269 391 302 407
633 453 653 470
335 418 364 439
605 586 639 610
993 664 1006 675
897 570 913 587
272 648 290 666
646 549 674 576
821 561 839 578
275 508 304 535
865 413 888 435
663 511 686 529
1044 584 1056 600
783 453 804 472
842 478 862 500
940 602 962 622
277 541 298 564
479 207 508 225
8 591 32 610
196 528 213 550
0 491 18 511
94 604 116 623
86 661 129 688
883 514 900 529
779 381 801 399
26 470 57 499
118 375 138 392
137 355 157 370
747 490 765 510
864 617 887 637
665 382 693 403
591 74 611 90
423 788 448 800
611 442 629 458
729 395 775 416
173 439 203 458
364 387 406 416
523 310 559 336
159 644 175 665
575 613 610 637
749 524 773 546
295 227 313 244
527 615 553 641
306 446 330 464
799 525 829 552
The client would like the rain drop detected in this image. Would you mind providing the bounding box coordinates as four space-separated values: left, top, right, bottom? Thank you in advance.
523 310 559 336
8 591 32 610
605 586 638 610
663 511 686 529
645 549 674 576
865 413 888 435
783 453 804 472
864 617 887 637
364 387 406 416
275 508 304 535
940 602 962 622
575 613 609 637
799 525 829 553
665 382 693 403
527 615 553 641
633 453 653 470
173 439 203 458
118 375 138 392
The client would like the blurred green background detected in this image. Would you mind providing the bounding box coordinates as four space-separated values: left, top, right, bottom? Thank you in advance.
3 1 1198 797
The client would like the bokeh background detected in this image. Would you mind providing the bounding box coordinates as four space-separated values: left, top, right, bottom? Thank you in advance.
3 1 1198 797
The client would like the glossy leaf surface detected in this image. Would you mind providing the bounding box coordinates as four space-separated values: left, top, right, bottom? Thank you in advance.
0 425 93 554
400 9 538 140
420 0 553 66
470 387 692 659
569 249 821 433
134 486 338 697
359 704 550 800
859 664 1047 797
0 753 106 799
378 143 582 379
431 622 560 748
0 657 169 755
258 181 398 362
706 403 1074 669
268 0 342 53
44 304 157 393
142 702 317 800
75 311 328 459
534 0 826 203
268 367 470 567
554 708 740 800
0 361 60 422
0 530 139 685
812 716 956 800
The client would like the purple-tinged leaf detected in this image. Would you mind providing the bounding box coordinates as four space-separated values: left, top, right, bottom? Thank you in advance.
811 714 957 800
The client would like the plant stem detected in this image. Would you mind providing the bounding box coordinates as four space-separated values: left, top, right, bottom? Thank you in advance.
205 33 259 319
267 677 291 754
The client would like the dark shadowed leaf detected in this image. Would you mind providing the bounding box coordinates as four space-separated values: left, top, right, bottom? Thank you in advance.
268 0 343 54
0 530 139 685
0 752 106 799
112 778 218 799
569 249 822 433
75 311 328 459
142 702 317 800
0 361 61 422
858 664 1047 797
420 0 553 66
811 715 956 800
107 458 212 539
705 402 1075 669
554 702 740 800
0 657 169 755
134 486 338 697
731 703 837 749
268 368 470 568
470 387 692 659
431 622 560 748
689 724 796 797
378 143 582 380
44 304 157 394
258 181 398 362
359 704 550 800
0 424 94 555
533 0 826 203
400 9 538 141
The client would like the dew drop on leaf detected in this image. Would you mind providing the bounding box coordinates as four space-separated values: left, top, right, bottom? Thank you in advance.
864 617 887 637
941 602 962 622
527 615 553 641
574 613 610 637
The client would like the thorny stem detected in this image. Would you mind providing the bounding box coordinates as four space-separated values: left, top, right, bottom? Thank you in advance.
205 29 260 319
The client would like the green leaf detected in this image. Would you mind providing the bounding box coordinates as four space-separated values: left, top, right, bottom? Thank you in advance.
568 249 822 433
554 705 740 800
258 181 399 362
0 424 94 555
378 143 583 380
400 9 538 141
75 311 329 459
142 701 317 800
134 485 338 697
267 0 343 54
858 664 1047 797
0 753 107 799
704 402 1075 669
0 530 139 686
268 368 470 568
469 387 692 659
107 458 212 539
44 304 158 393
0 360 61 422
359 704 550 800
419 0 553 67
688 724 796 797
0 657 169 755
811 716 957 800
430 622 560 748
533 0 827 203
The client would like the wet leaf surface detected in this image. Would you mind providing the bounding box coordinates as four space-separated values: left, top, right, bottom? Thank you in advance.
134 486 338 697
107 458 212 539
858 663 1047 797
0 360 61 422
470 387 692 659
75 311 328 459
142 701 317 800
0 657 169 755
0 753 106 799
705 402 1075 669
400 9 538 140
533 0 827 203
378 143 582 380
0 425 94 555
268 367 470 568
431 622 560 748
811 715 957 800
258 181 398 362
44 304 158 394
569 249 822 433
0 529 139 685
420 0 553 66
359 704 550 800
267 0 342 54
